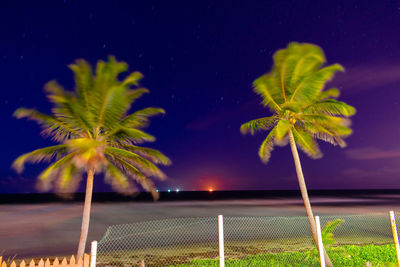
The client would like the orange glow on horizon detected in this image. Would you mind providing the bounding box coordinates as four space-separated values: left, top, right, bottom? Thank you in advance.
193 173 226 191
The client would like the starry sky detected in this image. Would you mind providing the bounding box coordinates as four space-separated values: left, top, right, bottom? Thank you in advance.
1 0 400 194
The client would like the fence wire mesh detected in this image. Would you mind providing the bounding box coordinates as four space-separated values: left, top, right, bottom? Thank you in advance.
96 213 399 267
96 217 218 267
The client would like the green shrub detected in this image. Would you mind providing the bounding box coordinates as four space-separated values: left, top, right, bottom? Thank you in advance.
321 219 344 247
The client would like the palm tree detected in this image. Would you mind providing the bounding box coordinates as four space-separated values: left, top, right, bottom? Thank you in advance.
241 42 355 265
12 56 171 258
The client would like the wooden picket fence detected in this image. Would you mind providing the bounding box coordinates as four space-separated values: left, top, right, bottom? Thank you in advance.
0 254 90 267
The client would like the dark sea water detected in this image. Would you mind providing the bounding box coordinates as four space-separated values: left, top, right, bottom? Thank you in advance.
1 191 400 259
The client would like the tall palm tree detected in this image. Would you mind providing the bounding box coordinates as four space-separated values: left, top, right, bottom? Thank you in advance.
241 42 355 265
12 56 171 258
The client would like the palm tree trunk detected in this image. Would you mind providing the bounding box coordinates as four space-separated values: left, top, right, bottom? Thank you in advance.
77 168 95 258
288 129 332 266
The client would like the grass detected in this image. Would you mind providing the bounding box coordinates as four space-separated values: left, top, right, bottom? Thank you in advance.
96 238 395 266
172 244 398 267
96 243 398 266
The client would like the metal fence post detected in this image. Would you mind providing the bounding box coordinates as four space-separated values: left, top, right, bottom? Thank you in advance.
315 216 325 267
389 211 400 266
218 215 225 267
90 240 97 267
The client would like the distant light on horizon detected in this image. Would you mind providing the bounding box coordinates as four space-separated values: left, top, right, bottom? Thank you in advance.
176 188 180 192
208 188 213 192
167 189 171 193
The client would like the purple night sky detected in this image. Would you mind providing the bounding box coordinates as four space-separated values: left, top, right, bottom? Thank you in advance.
1 0 400 193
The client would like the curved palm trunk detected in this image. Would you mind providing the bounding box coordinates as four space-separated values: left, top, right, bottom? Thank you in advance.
288 129 332 266
77 168 95 258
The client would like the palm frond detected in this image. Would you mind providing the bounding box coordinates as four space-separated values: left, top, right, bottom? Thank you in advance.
120 144 172 165
57 163 75 191
93 56 128 94
321 126 351 147
90 57 130 130
44 80 71 105
56 163 82 193
305 99 356 117
45 81 94 133
253 75 282 112
104 162 133 193
275 120 291 141
13 108 78 141
122 71 143 86
318 88 340 100
292 126 322 159
105 147 166 179
240 116 277 135
95 85 128 130
69 59 93 109
89 67 150 131
36 153 76 191
14 107 56 126
298 114 350 126
109 127 155 144
121 107 165 129
109 156 147 182
273 42 326 101
290 64 344 103
308 115 353 138
47 87 93 136
286 44 326 90
12 145 68 173
301 122 349 147
109 155 159 199
281 102 302 113
258 128 277 163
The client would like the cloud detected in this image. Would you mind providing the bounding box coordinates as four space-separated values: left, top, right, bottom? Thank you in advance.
334 62 400 93
343 166 400 179
345 147 400 160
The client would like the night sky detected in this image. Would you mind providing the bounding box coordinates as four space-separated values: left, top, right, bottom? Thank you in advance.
1 1 400 194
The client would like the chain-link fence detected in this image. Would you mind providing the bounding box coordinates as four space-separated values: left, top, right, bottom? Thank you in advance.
96 213 399 267
96 217 219 266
